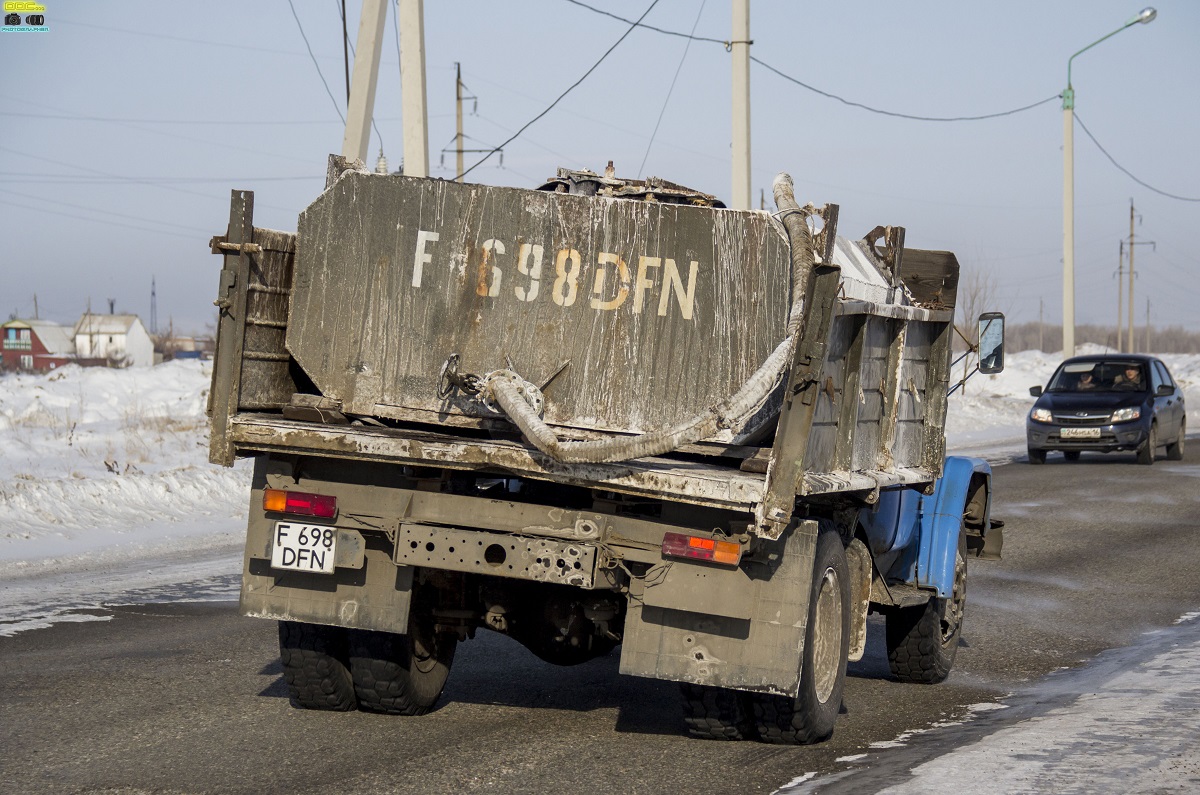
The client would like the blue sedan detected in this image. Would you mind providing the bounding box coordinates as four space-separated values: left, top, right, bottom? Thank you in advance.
1026 354 1186 465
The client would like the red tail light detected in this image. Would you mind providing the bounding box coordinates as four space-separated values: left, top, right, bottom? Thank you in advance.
661 532 742 566
263 488 337 519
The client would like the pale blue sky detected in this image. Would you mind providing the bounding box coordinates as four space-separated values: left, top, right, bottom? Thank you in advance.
2 1 1197 336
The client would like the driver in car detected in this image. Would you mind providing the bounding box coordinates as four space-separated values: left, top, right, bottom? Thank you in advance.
1113 364 1144 389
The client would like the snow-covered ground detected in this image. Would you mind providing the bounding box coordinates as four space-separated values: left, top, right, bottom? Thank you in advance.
2 352 1200 793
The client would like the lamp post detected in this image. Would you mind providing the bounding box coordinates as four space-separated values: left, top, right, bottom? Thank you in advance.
1061 6 1156 358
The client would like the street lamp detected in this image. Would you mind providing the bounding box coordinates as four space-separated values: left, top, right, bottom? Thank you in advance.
1061 7 1156 358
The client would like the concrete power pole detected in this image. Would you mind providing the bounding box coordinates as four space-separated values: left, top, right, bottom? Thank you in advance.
1128 199 1136 354
1116 251 1124 352
1145 299 1150 353
730 0 751 210
342 0 388 164
456 62 464 182
400 0 429 177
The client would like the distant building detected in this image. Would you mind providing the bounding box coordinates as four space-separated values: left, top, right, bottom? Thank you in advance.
73 313 154 368
1 319 76 372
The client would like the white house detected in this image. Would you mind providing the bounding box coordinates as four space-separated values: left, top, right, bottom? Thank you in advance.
73 313 155 367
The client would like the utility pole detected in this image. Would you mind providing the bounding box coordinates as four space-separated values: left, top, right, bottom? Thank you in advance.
730 0 751 210
1115 248 1124 352
1039 299 1044 352
341 0 388 164
399 0 429 177
33 293 38 320
150 277 158 336
1145 298 1151 352
1128 199 1136 354
456 62 464 182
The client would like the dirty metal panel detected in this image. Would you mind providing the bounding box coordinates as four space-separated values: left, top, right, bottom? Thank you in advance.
227 415 768 512
287 172 790 436
619 520 819 695
894 321 938 468
639 558 757 621
899 248 959 308
237 227 297 411
239 459 413 633
802 315 854 474
851 317 895 470
394 522 597 588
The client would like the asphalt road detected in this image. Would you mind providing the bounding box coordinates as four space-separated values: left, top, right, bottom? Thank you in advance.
3 447 1199 795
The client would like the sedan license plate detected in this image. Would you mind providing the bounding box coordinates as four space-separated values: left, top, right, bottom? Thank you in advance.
1060 427 1101 440
271 522 338 574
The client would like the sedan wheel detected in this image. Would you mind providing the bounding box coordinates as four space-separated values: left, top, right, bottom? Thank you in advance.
1027 448 1046 465
1166 419 1185 461
1137 423 1157 466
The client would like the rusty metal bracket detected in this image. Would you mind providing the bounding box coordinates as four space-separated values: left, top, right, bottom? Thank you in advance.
862 225 906 287
209 236 263 256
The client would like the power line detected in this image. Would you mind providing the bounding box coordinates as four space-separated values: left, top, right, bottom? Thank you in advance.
638 0 707 178
0 188 212 234
0 111 345 125
751 57 1060 122
1074 113 1200 203
563 0 726 46
287 0 346 125
461 0 663 179
564 0 1061 123
0 173 319 184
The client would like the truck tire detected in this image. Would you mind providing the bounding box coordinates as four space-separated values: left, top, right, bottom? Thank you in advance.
1166 419 1185 461
886 531 966 684
1137 423 1157 465
277 621 358 711
348 607 457 716
750 528 851 745
679 684 753 740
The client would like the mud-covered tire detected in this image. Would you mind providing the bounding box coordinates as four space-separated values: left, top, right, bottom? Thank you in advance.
750 528 850 745
349 623 457 716
1063 451 1081 462
1027 448 1046 465
1137 423 1157 466
1166 419 1185 461
679 684 753 740
886 532 966 684
277 621 357 711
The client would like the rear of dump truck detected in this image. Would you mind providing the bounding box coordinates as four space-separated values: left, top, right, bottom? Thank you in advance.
207 158 1000 743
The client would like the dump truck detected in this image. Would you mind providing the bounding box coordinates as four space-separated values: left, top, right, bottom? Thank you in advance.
207 157 1002 744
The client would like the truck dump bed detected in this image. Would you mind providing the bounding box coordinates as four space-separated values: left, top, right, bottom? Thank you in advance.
209 161 959 538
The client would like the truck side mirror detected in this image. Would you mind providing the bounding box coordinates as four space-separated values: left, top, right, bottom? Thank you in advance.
977 312 1005 374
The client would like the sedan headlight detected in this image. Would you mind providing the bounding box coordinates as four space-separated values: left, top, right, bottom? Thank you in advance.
1031 408 1053 423
1111 407 1141 423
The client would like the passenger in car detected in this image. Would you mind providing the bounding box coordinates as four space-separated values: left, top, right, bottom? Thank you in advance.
1077 371 1098 390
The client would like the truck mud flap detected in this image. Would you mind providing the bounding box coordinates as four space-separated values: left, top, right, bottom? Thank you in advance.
619 519 820 696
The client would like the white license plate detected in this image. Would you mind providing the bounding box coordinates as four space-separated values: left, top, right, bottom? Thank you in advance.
271 522 338 574
1060 427 1101 439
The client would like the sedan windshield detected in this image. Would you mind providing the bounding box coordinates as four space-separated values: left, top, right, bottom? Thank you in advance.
1047 361 1148 393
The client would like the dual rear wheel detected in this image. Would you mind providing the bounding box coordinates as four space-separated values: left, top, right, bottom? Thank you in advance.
278 598 456 715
